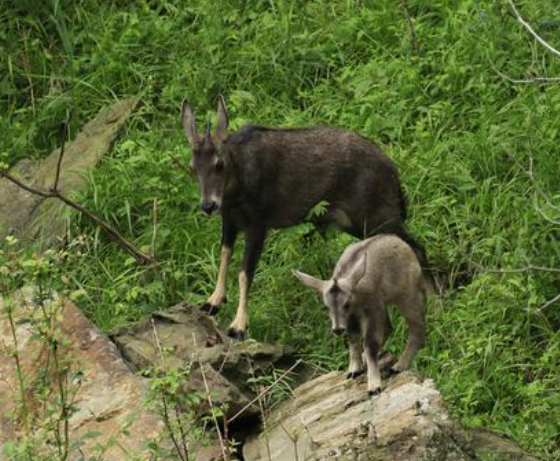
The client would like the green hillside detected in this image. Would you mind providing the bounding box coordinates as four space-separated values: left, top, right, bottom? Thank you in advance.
2 0 560 458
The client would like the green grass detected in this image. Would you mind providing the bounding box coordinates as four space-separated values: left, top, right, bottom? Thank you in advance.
2 0 560 458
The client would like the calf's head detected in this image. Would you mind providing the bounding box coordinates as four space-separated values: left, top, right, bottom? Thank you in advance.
292 253 367 335
181 96 229 215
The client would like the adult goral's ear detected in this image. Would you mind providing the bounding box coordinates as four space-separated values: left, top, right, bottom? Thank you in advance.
291 269 327 293
181 99 199 147
215 94 229 147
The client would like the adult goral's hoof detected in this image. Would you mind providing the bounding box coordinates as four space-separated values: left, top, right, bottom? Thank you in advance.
346 370 365 380
227 327 246 341
200 302 221 316
368 387 382 397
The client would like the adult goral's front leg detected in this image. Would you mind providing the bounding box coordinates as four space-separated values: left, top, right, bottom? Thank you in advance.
227 228 267 340
201 222 237 316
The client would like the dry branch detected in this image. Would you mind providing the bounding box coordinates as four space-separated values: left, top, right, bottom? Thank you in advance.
0 125 155 265
488 58 560 84
227 359 303 425
508 0 560 59
168 153 191 176
53 121 69 192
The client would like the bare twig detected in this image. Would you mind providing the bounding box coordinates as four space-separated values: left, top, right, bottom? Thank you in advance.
218 340 235 374
0 171 54 198
151 198 158 259
175 404 191 461
525 156 560 225
152 321 188 461
161 392 187 461
227 359 302 425
280 422 300 461
508 0 560 59
169 153 191 176
247 358 273 461
538 292 560 312
53 120 69 192
400 0 419 55
468 257 560 275
192 334 230 461
488 58 560 83
527 157 560 212
5 300 30 433
55 193 155 264
151 317 165 365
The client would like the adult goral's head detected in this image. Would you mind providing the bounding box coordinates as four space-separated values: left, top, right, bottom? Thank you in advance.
292 252 367 335
181 95 229 216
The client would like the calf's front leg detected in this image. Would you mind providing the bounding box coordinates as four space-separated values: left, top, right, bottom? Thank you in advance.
346 314 364 379
202 221 237 315
228 227 267 340
363 308 386 396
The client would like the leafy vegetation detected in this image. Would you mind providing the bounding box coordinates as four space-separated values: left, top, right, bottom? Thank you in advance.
2 0 560 458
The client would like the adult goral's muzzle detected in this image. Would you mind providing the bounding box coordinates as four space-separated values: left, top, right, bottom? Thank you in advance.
201 201 220 215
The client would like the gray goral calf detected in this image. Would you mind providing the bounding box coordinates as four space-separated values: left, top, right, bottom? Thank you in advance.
293 235 429 396
181 96 428 340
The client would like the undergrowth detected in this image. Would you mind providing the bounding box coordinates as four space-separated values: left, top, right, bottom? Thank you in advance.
2 0 560 458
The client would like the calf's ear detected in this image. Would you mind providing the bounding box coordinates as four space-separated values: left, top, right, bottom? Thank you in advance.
292 269 327 293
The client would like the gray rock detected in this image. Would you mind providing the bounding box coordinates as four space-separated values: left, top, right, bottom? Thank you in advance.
243 370 539 461
0 287 163 460
0 96 140 247
111 303 307 424
468 428 541 461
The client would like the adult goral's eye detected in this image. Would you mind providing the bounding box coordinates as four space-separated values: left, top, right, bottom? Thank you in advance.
215 159 224 172
343 302 351 311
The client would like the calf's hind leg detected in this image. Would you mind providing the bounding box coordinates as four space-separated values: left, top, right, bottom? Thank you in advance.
392 294 427 373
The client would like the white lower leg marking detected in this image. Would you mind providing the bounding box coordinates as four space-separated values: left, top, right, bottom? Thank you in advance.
348 337 364 374
365 348 381 392
207 246 232 305
230 271 248 332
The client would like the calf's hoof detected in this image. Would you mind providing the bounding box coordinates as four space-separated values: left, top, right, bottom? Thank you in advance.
368 387 382 397
388 366 403 376
200 303 221 316
346 370 365 380
227 327 246 341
